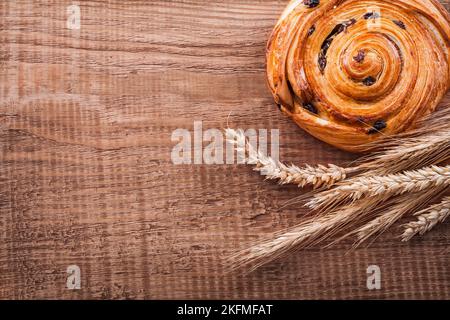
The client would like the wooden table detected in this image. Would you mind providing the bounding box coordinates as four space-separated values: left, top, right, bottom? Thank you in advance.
0 0 448 299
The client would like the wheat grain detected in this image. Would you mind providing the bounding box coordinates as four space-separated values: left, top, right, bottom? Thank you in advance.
402 196 450 241
225 128 352 188
307 165 450 210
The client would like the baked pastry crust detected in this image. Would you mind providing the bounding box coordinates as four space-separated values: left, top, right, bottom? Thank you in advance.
267 0 450 152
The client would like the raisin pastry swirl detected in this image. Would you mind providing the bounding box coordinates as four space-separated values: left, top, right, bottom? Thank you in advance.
267 0 450 152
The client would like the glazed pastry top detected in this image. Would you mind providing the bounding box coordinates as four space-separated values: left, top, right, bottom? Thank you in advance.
267 0 450 152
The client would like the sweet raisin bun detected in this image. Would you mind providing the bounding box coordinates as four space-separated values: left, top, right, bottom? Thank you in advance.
267 0 450 152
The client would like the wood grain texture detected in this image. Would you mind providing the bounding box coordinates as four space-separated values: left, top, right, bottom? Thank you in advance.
0 0 448 300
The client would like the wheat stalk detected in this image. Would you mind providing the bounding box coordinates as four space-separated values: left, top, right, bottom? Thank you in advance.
352 187 447 246
225 128 353 188
356 129 450 175
229 187 447 271
228 196 383 271
227 106 450 272
402 196 450 241
307 165 450 210
356 106 450 164
283 108 450 209
356 106 450 175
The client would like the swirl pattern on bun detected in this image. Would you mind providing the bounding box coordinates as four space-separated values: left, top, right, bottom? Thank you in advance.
267 0 450 152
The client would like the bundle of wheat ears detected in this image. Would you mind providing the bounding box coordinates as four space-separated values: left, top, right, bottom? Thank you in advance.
226 105 450 272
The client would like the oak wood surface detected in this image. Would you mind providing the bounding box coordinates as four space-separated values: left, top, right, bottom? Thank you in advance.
0 0 448 299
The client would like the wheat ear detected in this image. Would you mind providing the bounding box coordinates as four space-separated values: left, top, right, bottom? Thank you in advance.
358 103 450 175
356 129 450 176
307 165 450 210
228 196 383 271
351 187 447 246
356 106 450 175
402 196 450 241
284 108 450 209
225 128 353 188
